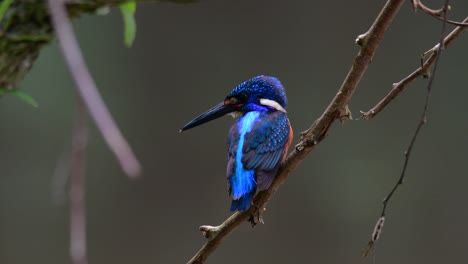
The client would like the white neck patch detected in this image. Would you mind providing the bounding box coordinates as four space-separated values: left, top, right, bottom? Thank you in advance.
260 98 286 113
229 111 243 119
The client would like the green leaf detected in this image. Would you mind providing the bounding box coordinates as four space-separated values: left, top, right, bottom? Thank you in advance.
0 0 13 22
119 2 137 48
11 90 39 107
0 88 38 108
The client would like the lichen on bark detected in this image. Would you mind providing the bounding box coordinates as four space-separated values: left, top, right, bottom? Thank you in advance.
0 1 52 87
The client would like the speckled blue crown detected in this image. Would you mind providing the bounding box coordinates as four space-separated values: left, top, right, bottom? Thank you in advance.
227 75 288 109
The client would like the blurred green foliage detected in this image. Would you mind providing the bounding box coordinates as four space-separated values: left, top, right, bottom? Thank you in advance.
119 1 137 48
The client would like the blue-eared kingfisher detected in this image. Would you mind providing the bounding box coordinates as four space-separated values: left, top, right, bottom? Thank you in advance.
180 75 293 211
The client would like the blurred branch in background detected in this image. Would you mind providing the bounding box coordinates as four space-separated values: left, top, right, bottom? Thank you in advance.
69 98 89 264
363 0 452 256
47 0 141 178
187 0 407 263
0 0 196 86
0 0 197 175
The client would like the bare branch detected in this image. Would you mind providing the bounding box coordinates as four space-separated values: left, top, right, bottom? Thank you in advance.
47 0 142 178
363 0 451 256
362 16 467 120
187 0 406 263
411 0 468 26
69 97 89 264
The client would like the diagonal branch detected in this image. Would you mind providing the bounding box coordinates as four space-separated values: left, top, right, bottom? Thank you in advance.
187 0 406 263
361 16 467 120
47 0 141 178
69 97 89 264
363 0 451 257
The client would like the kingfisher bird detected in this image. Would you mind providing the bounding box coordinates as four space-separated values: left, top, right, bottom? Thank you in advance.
180 75 293 211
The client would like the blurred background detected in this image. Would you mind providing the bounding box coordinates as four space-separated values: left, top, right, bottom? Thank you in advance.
1 0 467 263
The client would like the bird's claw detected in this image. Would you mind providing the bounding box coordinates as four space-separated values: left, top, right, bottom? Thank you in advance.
248 206 265 227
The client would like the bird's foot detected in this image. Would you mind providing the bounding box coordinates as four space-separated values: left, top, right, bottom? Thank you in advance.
248 206 266 227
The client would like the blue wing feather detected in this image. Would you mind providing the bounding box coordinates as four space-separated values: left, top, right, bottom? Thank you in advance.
242 112 290 171
226 111 291 211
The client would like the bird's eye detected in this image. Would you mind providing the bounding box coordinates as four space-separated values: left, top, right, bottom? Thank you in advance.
238 93 248 102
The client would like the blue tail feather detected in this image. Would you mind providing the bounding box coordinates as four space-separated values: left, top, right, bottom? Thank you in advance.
230 190 255 211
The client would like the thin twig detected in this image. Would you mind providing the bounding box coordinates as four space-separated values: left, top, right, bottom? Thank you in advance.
363 0 451 257
411 0 443 16
47 0 142 178
69 97 89 264
411 0 468 27
361 16 467 120
187 0 406 263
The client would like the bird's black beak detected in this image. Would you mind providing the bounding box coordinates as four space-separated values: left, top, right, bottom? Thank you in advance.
180 102 236 132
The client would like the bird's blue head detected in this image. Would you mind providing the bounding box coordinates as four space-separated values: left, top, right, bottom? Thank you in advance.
225 75 287 112
180 75 288 132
